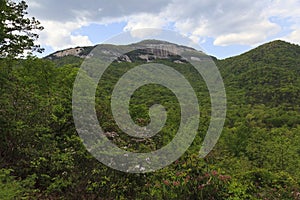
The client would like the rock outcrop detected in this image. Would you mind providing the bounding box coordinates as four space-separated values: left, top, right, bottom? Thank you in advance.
46 40 202 63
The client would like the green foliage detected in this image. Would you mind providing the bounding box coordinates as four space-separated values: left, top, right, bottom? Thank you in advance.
48 55 83 67
0 0 44 58
218 40 300 106
1 40 300 199
0 169 23 199
0 168 36 199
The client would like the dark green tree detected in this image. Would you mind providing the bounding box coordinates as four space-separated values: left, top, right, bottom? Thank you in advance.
0 0 44 58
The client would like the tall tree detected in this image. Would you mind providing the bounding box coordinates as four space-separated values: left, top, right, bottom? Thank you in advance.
0 0 44 58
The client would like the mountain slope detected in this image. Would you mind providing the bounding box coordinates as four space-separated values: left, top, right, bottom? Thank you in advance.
2 39 300 199
46 39 198 61
42 39 300 198
219 40 300 75
217 40 300 106
46 39 300 106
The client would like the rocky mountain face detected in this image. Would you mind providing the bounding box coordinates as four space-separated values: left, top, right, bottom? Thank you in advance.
46 40 202 63
50 47 86 58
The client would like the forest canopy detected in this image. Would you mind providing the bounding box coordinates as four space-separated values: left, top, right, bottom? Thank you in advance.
0 1 300 199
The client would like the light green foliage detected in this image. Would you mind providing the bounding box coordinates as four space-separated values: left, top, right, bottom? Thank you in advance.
0 168 36 199
0 169 23 200
0 40 300 199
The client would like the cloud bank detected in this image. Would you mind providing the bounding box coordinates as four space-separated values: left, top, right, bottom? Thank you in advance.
27 0 300 51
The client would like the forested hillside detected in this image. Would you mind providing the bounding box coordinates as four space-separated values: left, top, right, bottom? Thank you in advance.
0 40 300 199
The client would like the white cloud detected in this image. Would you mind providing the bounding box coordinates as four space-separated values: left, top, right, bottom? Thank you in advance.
214 33 266 46
282 29 300 44
124 13 168 31
28 0 171 22
123 13 168 38
158 0 283 46
265 0 300 44
213 21 280 46
27 0 300 51
27 1 41 8
266 0 300 19
38 20 92 50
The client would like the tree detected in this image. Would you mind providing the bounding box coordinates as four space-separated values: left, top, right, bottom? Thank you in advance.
0 0 44 58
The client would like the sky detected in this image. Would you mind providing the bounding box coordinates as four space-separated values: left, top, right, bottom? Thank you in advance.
25 0 300 59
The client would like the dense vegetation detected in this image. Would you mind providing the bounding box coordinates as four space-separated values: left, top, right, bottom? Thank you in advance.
0 0 44 58
0 39 300 199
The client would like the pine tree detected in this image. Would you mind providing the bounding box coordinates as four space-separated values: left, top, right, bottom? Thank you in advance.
0 0 44 58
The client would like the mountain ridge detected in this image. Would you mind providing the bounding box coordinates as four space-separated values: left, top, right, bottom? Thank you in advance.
45 39 199 61
45 39 299 62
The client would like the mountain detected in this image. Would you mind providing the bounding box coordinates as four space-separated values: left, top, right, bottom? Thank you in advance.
217 40 300 106
2 39 300 199
45 39 200 63
46 39 300 106
219 40 300 76
46 39 300 69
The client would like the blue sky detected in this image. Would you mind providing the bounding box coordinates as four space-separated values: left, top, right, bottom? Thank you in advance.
26 0 300 59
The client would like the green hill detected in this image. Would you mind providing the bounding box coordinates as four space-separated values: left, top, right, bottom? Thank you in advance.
0 40 300 199
217 40 300 106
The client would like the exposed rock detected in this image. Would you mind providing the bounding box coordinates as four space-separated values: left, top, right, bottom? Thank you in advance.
45 39 203 63
52 47 84 57
174 60 184 64
117 55 132 63
103 131 119 138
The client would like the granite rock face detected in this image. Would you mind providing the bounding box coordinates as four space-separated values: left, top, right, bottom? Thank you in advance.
46 40 202 63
